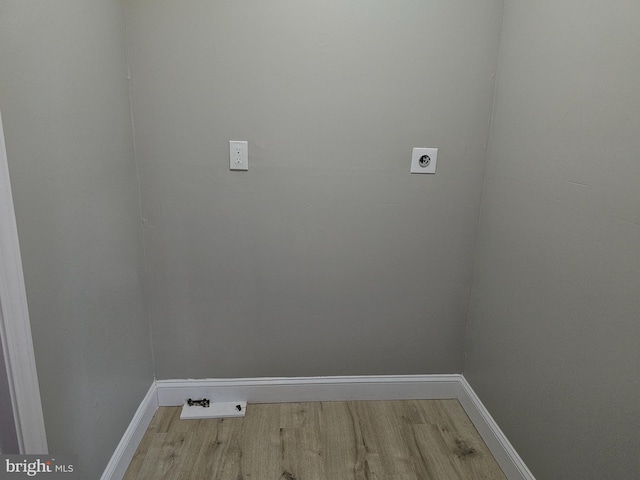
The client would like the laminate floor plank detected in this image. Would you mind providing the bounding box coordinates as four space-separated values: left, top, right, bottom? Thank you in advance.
123 399 507 480
320 401 364 479
280 403 324 480
134 432 189 479
350 401 415 478
239 402 283 479
179 417 242 480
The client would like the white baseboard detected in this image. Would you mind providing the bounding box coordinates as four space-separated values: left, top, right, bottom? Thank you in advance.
103 375 535 480
457 377 535 480
100 382 158 480
156 374 461 406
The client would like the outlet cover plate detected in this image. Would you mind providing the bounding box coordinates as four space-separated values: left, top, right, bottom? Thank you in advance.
230 140 248 171
411 147 437 174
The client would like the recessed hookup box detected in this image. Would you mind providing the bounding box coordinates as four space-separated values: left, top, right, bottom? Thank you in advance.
180 398 247 419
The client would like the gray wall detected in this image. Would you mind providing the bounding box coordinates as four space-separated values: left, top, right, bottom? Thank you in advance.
464 1 640 479
0 1 154 477
125 0 503 379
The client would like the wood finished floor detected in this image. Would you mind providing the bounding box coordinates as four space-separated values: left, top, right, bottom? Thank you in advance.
123 399 507 479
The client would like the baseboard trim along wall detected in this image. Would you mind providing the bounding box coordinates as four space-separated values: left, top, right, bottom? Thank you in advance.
102 375 535 480
156 374 462 405
456 377 536 480
100 382 158 480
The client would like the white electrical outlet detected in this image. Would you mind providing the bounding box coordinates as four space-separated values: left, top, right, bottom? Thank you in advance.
229 141 248 171
411 147 438 174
